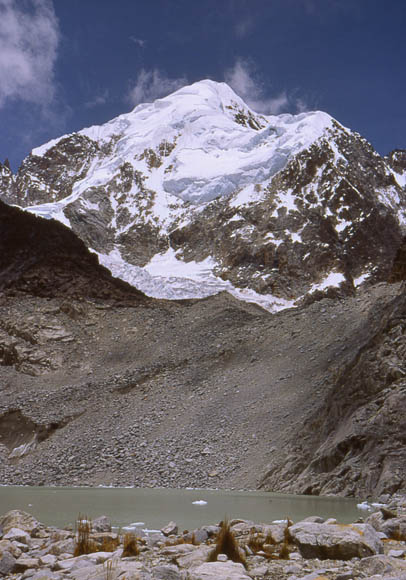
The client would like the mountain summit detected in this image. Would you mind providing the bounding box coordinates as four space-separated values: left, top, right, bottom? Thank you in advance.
1 80 405 309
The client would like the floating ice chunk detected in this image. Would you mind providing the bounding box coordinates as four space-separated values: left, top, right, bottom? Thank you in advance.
192 500 208 506
357 501 372 511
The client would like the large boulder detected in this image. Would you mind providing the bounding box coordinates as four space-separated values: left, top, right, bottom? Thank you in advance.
0 510 40 537
288 521 383 560
353 554 406 578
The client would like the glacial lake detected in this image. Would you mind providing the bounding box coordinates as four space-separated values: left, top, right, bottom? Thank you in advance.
0 486 367 531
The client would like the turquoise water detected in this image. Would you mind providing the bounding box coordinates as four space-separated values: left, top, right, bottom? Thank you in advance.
0 486 363 531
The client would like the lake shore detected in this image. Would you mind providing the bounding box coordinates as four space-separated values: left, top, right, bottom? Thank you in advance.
1 494 406 579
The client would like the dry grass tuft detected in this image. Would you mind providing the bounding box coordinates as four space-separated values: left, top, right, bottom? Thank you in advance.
103 559 116 580
164 536 185 547
247 530 265 553
207 518 246 567
101 536 120 552
122 532 139 557
278 519 292 560
74 514 98 556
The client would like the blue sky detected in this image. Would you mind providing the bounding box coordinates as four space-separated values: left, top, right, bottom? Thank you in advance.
0 0 405 170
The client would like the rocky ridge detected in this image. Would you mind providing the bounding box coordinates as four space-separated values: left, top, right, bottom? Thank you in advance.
0 200 147 304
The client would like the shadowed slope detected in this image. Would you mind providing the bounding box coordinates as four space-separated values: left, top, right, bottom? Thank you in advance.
0 200 148 303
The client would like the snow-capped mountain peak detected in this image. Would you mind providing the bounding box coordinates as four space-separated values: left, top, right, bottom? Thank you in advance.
1 80 405 311
32 79 333 207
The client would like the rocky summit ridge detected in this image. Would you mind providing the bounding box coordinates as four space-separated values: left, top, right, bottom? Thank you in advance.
1 79 406 310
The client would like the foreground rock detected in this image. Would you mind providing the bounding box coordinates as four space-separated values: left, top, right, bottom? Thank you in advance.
288 521 383 559
1 506 406 579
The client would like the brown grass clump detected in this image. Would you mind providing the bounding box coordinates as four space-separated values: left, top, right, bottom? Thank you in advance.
164 536 185 547
278 519 292 560
122 532 139 557
74 515 98 556
247 530 265 553
207 519 246 567
101 536 120 552
264 530 277 545
190 532 199 546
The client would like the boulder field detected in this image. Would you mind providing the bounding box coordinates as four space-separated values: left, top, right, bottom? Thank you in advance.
0 495 406 579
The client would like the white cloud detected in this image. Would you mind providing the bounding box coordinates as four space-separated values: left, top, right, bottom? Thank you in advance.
0 0 59 108
234 18 255 38
127 69 188 106
85 89 110 109
225 59 307 115
130 36 146 48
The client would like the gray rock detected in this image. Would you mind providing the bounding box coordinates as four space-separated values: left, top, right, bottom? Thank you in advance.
30 571 63 580
146 532 165 548
0 550 16 576
0 510 39 537
388 549 406 558
161 521 178 536
295 573 330 580
183 529 208 544
38 555 57 567
354 554 406 578
200 526 219 538
302 516 325 523
289 521 383 560
44 538 75 556
381 516 406 540
161 544 195 557
262 523 286 544
187 561 251 580
249 564 268 577
3 527 31 544
367 511 385 531
0 539 22 558
70 560 151 580
55 557 95 572
91 516 111 533
152 564 182 579
176 545 212 569
14 556 39 572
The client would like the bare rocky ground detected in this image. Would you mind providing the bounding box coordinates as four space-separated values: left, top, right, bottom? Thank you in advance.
0 280 404 496
0 199 405 497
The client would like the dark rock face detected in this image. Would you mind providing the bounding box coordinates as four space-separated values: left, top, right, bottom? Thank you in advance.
389 236 406 282
1 134 102 207
0 200 147 303
170 125 405 299
387 149 406 174
260 285 406 497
